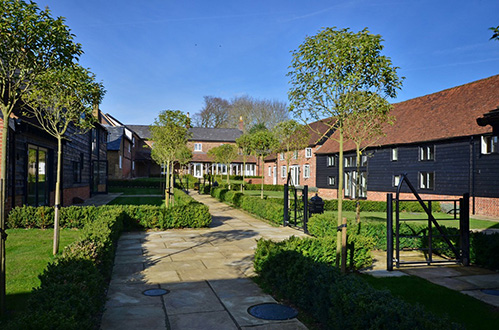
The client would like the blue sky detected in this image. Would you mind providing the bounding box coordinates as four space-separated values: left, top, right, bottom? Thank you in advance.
36 0 499 125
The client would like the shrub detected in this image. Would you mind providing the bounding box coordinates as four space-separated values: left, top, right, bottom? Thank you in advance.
322 199 441 213
470 232 499 270
254 239 461 329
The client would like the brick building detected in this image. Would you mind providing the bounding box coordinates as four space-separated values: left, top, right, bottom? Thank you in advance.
263 119 333 186
315 75 499 217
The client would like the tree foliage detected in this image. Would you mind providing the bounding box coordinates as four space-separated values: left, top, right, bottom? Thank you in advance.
273 120 309 180
491 25 499 41
287 27 402 270
0 0 84 311
22 64 105 255
207 144 239 187
150 110 190 207
250 129 278 198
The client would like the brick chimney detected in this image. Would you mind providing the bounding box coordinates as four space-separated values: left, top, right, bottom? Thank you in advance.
238 116 244 131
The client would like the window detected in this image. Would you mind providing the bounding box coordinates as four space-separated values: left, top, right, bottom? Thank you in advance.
194 143 202 151
132 161 135 171
327 155 335 167
393 175 400 187
27 145 49 206
128 142 131 153
345 171 366 198
119 155 122 169
293 150 298 159
328 176 335 186
281 165 286 178
391 148 398 161
305 147 312 158
481 135 498 154
303 164 310 178
419 145 434 161
72 153 84 183
280 153 285 160
344 155 366 167
268 166 272 177
419 172 434 190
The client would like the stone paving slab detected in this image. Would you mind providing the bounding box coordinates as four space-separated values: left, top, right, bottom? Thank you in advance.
101 193 309 330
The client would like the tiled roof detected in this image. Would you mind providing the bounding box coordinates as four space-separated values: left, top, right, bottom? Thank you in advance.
317 75 499 154
189 127 242 142
107 126 123 151
307 118 335 146
127 125 151 140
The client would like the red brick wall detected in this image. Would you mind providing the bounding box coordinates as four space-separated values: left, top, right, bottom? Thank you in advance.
474 197 499 218
62 186 91 206
264 146 318 186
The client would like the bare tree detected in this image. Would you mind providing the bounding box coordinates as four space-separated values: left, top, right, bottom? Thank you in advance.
229 95 288 131
192 96 231 128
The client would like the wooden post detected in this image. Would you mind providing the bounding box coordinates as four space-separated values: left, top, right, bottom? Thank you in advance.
341 217 347 273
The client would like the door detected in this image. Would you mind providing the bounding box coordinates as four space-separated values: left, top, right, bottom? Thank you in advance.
290 165 300 186
27 145 49 206
272 166 277 185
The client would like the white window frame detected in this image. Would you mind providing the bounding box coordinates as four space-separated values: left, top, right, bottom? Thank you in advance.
481 135 498 154
391 148 398 161
393 175 400 187
327 155 335 167
268 166 272 177
303 164 310 178
279 153 285 160
293 150 298 159
419 172 434 190
119 155 122 169
281 165 286 178
305 147 312 158
327 176 335 186
194 143 202 152
419 145 434 161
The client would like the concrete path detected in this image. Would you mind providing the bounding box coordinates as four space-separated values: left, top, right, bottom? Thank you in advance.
101 193 308 330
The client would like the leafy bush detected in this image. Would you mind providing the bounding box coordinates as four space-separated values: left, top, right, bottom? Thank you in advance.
470 232 499 270
7 206 125 330
322 199 441 213
108 178 161 188
254 239 461 329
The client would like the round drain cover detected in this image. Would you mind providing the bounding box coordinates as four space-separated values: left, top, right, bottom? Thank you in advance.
248 303 298 320
143 288 169 296
481 289 499 296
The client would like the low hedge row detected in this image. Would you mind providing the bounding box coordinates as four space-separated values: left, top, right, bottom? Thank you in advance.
7 207 125 329
7 189 211 230
210 188 283 225
108 179 161 188
254 239 460 329
308 213 499 271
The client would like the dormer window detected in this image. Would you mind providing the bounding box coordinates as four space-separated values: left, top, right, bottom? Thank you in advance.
305 147 312 158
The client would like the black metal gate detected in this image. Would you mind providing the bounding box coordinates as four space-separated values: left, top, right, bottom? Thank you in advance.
283 183 309 234
387 173 470 270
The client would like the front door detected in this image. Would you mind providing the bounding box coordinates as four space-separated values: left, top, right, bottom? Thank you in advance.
290 165 300 186
27 145 49 206
272 166 277 185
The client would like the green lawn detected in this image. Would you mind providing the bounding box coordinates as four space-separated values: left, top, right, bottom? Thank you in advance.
108 186 163 195
361 274 499 329
243 190 284 198
5 228 81 314
108 196 164 206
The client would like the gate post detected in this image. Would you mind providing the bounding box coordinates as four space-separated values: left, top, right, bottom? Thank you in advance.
283 184 289 226
460 193 470 266
303 185 309 234
387 193 393 271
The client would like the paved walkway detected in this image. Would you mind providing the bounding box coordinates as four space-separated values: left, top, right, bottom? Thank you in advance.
100 193 308 330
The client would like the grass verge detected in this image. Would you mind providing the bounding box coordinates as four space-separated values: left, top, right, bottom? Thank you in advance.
361 274 499 329
4 228 81 315
108 196 164 206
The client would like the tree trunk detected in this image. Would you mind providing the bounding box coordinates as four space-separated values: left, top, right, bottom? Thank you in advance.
226 163 230 190
336 126 344 268
165 161 170 208
356 146 361 224
241 156 246 192
170 163 174 206
53 136 62 255
0 116 8 314
260 156 264 199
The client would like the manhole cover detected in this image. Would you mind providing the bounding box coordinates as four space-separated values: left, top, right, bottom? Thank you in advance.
481 289 499 296
143 289 169 296
248 303 298 320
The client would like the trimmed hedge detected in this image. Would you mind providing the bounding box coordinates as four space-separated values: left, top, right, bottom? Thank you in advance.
254 239 461 329
108 179 161 188
7 207 125 330
210 187 283 225
7 189 211 230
